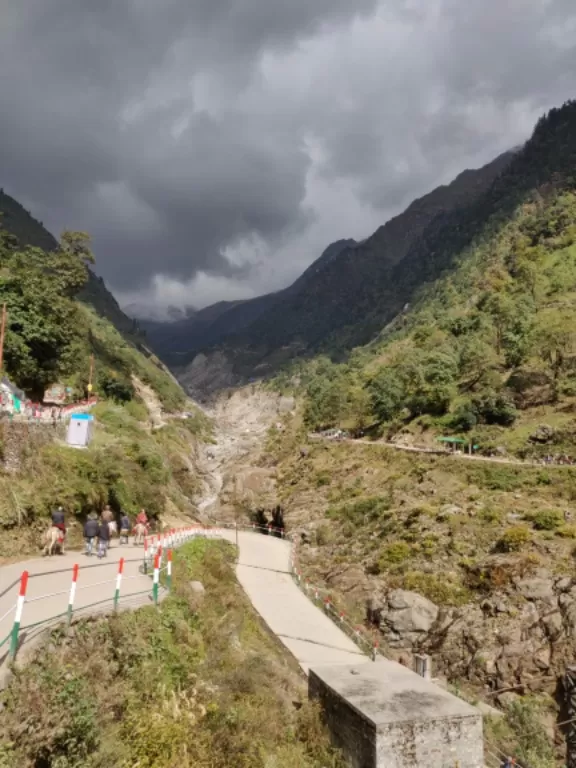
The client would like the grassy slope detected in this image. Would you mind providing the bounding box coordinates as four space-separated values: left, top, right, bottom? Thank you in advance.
264 418 566 765
0 395 211 558
0 539 342 768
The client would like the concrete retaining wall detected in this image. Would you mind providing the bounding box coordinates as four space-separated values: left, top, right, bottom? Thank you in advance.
309 661 484 768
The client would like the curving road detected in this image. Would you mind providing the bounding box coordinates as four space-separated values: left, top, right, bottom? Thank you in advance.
0 543 153 680
220 530 370 673
0 530 368 683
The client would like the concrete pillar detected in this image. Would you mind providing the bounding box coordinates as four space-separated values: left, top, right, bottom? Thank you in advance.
414 654 432 681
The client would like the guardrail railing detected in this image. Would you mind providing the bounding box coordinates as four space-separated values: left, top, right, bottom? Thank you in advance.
1 522 380 667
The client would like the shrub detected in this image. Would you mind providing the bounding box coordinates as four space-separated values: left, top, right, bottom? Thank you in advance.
478 506 503 524
401 571 471 606
472 392 517 426
314 472 331 487
529 509 563 531
496 525 531 552
378 541 412 570
449 403 478 432
557 524 576 539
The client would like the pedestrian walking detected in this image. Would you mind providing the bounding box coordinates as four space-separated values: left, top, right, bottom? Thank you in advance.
84 515 99 556
97 518 111 559
119 512 131 545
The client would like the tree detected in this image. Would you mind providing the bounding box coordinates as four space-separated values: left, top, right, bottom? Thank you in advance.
369 367 404 423
0 228 92 396
533 308 576 381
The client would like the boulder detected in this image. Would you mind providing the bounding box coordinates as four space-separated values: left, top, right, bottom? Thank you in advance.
529 424 556 444
516 577 555 603
383 589 439 639
189 581 205 595
439 504 462 516
542 612 563 640
507 368 554 408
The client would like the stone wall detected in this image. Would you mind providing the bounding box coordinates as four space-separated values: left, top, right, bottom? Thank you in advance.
0 421 63 473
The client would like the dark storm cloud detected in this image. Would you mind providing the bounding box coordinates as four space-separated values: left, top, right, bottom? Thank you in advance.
0 0 575 310
0 0 377 291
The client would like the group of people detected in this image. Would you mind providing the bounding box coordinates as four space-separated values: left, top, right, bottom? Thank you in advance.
536 453 576 466
51 505 150 559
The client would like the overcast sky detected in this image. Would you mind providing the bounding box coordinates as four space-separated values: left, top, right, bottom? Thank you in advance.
1 1 575 317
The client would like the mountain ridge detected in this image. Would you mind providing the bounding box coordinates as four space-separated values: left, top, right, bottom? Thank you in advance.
0 189 135 335
152 148 518 396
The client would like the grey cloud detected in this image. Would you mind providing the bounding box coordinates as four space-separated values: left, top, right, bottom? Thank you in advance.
0 0 575 308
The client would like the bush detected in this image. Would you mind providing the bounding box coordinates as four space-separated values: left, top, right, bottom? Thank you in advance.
401 571 471 606
328 496 392 524
97 369 135 402
496 525 531 552
479 506 503 524
449 403 478 432
529 509 563 531
472 392 517 426
378 541 412 570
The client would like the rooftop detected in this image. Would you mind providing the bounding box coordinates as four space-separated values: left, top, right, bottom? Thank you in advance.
310 660 480 729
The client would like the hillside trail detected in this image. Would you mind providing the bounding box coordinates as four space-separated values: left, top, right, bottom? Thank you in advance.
132 376 166 429
323 435 570 469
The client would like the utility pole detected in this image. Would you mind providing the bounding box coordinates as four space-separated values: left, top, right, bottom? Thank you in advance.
0 303 7 373
87 353 94 395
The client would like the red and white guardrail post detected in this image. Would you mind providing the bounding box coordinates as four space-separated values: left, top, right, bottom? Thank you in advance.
167 550 173 592
67 564 79 624
10 570 29 658
152 553 160 606
114 557 124 611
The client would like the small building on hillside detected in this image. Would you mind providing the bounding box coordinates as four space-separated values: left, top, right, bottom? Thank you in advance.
66 413 94 448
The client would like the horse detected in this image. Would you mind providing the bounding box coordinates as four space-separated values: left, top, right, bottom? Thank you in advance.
43 526 65 556
133 522 148 546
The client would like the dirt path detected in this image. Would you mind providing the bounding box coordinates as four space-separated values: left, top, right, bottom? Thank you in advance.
132 376 166 428
312 434 572 470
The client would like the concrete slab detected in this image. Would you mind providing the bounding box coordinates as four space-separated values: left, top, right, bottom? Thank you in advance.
310 661 484 768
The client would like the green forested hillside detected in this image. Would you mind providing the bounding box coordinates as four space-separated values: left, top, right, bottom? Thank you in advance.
0 189 136 334
0 219 204 547
282 101 576 458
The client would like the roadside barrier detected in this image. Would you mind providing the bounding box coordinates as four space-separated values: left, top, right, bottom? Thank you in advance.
0 523 397 667
0 522 526 765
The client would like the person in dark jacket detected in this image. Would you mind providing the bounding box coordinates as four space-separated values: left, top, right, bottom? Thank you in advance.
97 518 111 559
51 506 66 534
84 516 99 556
119 513 131 545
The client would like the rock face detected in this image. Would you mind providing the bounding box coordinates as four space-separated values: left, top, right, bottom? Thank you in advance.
529 424 556 444
365 562 576 692
379 590 439 646
189 581 205 595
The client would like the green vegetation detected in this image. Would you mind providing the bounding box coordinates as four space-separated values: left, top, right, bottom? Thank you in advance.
0 539 342 768
0 398 210 557
486 695 557 768
267 103 576 466
0 188 136 335
0 219 201 554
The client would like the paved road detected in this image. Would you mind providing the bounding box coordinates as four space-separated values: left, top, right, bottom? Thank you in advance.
0 542 153 673
0 530 369 678
218 530 370 673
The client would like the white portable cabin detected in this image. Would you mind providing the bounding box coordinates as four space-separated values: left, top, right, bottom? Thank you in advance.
66 413 94 448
